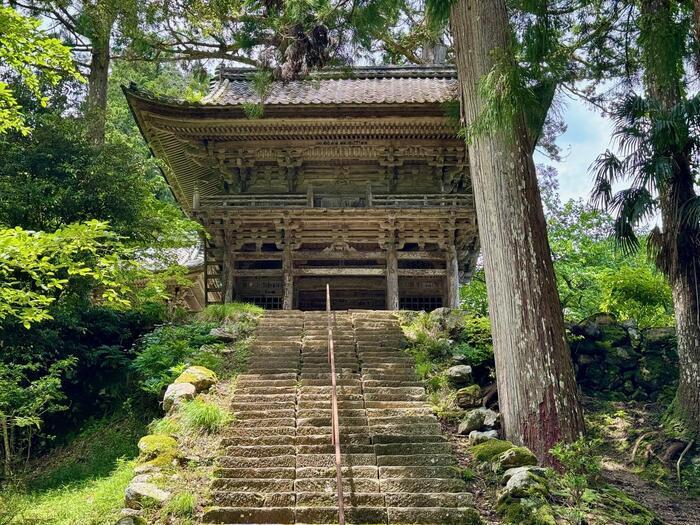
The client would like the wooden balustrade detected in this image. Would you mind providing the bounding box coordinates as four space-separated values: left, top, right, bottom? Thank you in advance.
197 193 473 209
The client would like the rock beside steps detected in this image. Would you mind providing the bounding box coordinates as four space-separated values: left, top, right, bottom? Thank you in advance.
203 310 477 524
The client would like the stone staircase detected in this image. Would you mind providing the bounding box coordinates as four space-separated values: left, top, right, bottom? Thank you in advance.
203 310 476 524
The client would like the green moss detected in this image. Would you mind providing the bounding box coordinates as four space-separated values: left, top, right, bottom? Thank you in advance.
137 434 178 461
581 486 661 524
497 492 557 525
492 446 538 472
470 439 514 462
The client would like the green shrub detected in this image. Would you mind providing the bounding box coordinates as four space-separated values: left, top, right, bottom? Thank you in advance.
180 399 232 434
165 491 196 517
132 321 221 395
199 302 263 322
462 315 492 348
453 342 494 368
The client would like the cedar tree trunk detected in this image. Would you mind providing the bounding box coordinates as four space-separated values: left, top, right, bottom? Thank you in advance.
450 0 585 462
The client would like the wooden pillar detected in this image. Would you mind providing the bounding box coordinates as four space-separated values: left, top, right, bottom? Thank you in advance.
386 243 399 310
445 244 460 308
222 230 236 303
282 244 294 310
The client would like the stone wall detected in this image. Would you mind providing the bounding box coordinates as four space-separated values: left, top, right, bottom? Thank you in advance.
569 314 677 401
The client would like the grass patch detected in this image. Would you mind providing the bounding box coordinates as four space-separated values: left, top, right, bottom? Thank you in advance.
5 413 146 525
199 302 263 322
164 491 196 517
180 399 232 434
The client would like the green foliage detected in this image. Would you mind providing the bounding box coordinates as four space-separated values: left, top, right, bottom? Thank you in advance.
0 358 75 476
539 167 674 327
0 222 132 328
164 491 196 517
599 266 673 328
550 438 603 507
199 302 263 323
0 110 199 248
179 399 232 434
0 7 81 135
132 321 221 395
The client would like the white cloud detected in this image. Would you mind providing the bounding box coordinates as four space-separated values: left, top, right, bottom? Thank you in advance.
534 100 615 202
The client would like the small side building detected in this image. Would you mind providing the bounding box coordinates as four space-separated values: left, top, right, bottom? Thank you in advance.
124 65 479 310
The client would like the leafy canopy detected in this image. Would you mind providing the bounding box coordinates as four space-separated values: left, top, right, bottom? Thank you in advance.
0 7 81 135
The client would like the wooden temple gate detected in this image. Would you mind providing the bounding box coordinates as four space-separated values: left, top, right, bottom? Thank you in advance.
125 65 479 310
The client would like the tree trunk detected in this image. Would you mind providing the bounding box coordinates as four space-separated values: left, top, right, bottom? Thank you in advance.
641 0 700 435
86 42 110 145
84 4 116 145
673 267 700 434
1 415 11 478
693 0 700 74
450 0 585 462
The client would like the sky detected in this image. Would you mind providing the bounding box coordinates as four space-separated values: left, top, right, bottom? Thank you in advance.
533 98 615 203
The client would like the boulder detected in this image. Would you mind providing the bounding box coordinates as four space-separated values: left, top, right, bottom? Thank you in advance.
124 482 171 509
458 407 500 435
116 517 147 525
137 434 178 461
162 382 195 412
468 430 499 445
501 465 548 485
457 409 485 435
456 384 482 409
492 446 538 473
209 326 237 342
174 365 217 392
446 365 473 387
498 466 550 501
482 408 500 429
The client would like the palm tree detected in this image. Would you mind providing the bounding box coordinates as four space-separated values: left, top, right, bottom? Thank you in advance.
592 78 700 432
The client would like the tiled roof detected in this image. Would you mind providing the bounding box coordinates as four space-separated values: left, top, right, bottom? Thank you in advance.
201 66 458 106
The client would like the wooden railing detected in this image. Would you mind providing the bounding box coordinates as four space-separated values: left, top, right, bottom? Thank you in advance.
326 284 345 525
196 193 472 210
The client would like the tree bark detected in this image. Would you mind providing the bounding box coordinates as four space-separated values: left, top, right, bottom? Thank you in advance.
84 4 116 145
450 0 585 462
640 0 700 435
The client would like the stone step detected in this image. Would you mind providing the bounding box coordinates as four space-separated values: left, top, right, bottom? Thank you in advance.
387 506 478 524
296 444 375 455
379 478 466 493
218 455 296 468
222 435 295 446
209 490 295 507
294 477 380 493
295 433 371 446
378 465 461 479
210 478 294 492
296 491 385 507
372 434 447 444
295 465 378 479
296 453 377 467
295 506 388 524
223 445 296 457
202 506 294 524
375 442 453 455
235 417 296 428
215 467 295 479
384 492 474 508
297 408 367 418
223 427 295 439
376 454 457 467
233 409 296 419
